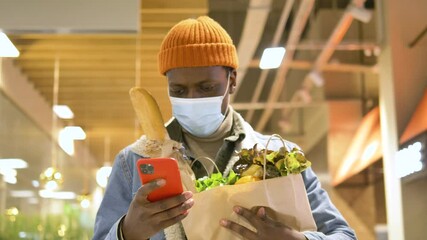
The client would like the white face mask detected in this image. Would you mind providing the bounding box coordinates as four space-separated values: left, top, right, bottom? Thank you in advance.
169 76 230 138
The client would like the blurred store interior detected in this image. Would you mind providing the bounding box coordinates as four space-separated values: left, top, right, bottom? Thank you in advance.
0 0 426 239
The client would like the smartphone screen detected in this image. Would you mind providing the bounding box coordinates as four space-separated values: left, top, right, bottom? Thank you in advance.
137 157 183 202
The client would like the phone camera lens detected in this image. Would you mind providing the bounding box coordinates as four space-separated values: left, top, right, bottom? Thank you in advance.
141 164 154 174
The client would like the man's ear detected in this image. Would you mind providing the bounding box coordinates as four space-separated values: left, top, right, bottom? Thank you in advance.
229 69 237 94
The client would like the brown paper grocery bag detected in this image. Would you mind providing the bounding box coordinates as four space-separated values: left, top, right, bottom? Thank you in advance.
181 173 317 240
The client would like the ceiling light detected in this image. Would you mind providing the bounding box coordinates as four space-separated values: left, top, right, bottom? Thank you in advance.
96 166 112 188
45 180 59 191
0 32 20 57
373 47 381 56
361 141 379 163
40 167 63 190
0 168 17 177
3 175 17 184
363 49 372 57
0 158 28 169
59 129 74 155
307 71 324 87
64 126 86 140
6 207 19 216
348 4 372 23
10 190 35 198
0 161 18 184
396 141 424 178
296 89 312 103
58 126 86 156
32 180 40 188
259 47 286 69
39 190 76 200
80 198 91 208
53 105 74 119
78 194 92 209
19 232 28 238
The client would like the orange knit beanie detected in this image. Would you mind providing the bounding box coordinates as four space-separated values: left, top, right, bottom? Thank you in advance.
158 16 239 75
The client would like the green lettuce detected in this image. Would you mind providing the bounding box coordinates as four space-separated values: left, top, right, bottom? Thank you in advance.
195 170 239 192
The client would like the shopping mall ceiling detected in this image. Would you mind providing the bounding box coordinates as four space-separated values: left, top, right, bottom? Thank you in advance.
2 0 379 193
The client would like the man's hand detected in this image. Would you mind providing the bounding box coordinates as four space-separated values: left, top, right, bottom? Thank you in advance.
122 179 194 240
220 206 307 240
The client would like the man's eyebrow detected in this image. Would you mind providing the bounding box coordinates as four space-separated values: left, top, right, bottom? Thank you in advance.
199 78 223 84
198 80 217 84
168 84 185 89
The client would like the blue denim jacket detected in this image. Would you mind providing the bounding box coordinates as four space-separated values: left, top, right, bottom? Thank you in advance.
93 110 357 240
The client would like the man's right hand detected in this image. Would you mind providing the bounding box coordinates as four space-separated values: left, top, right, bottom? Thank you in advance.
122 179 194 240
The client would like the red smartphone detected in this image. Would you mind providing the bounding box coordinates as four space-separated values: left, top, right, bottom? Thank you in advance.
136 157 183 202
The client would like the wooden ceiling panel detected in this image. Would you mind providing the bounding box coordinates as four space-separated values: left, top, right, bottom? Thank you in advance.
8 0 207 168
17 61 138 71
31 78 135 87
141 0 207 9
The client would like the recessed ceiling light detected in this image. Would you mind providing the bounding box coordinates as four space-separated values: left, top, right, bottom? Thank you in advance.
348 4 372 23
307 71 324 87
0 168 17 177
59 129 74 156
3 175 17 184
0 32 20 57
39 190 76 200
397 141 424 178
259 47 286 69
0 158 28 169
32 180 40 188
96 166 112 188
10 190 35 198
53 105 74 119
63 126 86 140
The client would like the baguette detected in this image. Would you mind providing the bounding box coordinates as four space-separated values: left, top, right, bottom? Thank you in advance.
129 87 168 141
129 87 196 192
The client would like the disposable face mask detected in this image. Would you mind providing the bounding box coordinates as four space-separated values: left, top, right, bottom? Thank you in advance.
169 76 230 138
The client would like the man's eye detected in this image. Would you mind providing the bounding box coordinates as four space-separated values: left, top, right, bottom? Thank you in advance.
170 88 185 95
200 85 215 92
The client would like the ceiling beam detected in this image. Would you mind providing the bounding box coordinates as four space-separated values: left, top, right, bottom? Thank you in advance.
31 79 165 89
313 9 357 71
86 129 136 136
140 8 207 14
141 21 178 28
32 79 134 87
243 0 294 122
255 0 315 131
24 70 157 79
233 0 273 100
248 59 377 73
14 43 160 51
38 86 132 92
20 63 137 71
10 34 162 40
42 90 166 101
140 0 207 9
296 40 378 51
232 101 324 110
17 50 159 61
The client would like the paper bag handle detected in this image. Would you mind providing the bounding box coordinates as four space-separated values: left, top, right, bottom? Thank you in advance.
263 134 287 180
190 156 221 177
190 133 291 180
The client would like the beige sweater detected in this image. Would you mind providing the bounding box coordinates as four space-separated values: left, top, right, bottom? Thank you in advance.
182 108 233 175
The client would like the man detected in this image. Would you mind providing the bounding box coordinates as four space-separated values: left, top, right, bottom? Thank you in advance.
93 16 357 240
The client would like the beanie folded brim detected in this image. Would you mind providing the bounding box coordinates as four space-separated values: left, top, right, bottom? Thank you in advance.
159 43 238 75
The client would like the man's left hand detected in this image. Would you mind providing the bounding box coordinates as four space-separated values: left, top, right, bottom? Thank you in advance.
220 205 307 240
